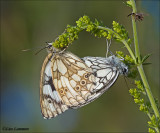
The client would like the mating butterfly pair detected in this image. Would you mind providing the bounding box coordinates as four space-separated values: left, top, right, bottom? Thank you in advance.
40 43 128 119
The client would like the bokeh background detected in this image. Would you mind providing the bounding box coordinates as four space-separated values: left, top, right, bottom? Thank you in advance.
1 0 159 132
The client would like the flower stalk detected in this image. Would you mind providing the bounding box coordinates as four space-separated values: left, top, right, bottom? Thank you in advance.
130 0 159 118
50 3 159 130
97 26 136 62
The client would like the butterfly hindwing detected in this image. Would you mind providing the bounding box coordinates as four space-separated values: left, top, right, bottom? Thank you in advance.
81 56 119 102
51 52 97 108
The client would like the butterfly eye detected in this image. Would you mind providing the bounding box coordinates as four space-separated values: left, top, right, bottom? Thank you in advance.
122 67 128 75
48 46 52 51
46 43 53 52
80 80 86 86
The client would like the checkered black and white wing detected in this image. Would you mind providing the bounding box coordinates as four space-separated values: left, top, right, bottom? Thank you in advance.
82 56 119 91
81 56 119 103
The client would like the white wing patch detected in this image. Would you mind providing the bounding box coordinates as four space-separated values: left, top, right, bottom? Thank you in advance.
97 69 111 77
57 60 67 75
72 74 81 81
70 80 76 88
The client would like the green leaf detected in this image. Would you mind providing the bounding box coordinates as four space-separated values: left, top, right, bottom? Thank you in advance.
123 1 132 8
142 54 152 63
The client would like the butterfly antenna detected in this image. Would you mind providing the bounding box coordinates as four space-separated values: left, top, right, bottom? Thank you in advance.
123 76 141 103
34 45 48 55
124 76 130 91
21 49 32 52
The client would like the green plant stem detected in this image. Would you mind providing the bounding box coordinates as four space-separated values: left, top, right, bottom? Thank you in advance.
130 0 141 63
138 65 160 118
97 26 136 61
130 0 159 119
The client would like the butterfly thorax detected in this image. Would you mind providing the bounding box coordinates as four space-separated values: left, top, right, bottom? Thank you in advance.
106 55 128 76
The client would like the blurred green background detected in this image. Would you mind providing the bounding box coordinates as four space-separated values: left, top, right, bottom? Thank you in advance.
1 0 159 132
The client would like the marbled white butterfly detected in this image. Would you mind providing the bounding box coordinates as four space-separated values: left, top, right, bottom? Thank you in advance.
40 43 128 119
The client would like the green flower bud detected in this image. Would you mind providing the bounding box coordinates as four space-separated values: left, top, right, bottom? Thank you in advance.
148 128 155 133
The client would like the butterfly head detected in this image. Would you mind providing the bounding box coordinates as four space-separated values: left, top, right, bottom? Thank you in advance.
121 66 128 76
106 55 128 76
46 43 61 53
46 42 68 54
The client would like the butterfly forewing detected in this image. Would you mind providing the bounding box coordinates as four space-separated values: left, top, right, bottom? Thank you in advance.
40 53 68 119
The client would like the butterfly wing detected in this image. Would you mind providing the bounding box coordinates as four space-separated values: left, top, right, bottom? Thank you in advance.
40 53 68 119
81 56 119 103
51 52 97 109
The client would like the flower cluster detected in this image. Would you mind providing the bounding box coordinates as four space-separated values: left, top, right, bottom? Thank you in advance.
116 51 134 64
148 115 160 133
129 80 160 132
51 15 131 49
112 21 131 44
52 25 81 49
52 15 113 49
129 80 149 111
76 15 109 38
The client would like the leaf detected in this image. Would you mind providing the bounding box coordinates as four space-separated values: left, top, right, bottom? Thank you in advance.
142 63 152 65
142 54 152 63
